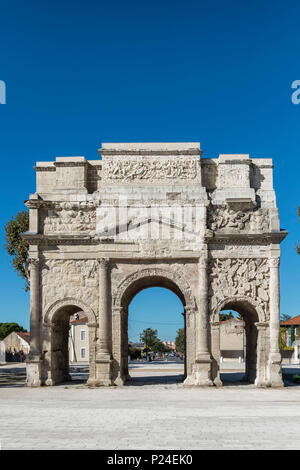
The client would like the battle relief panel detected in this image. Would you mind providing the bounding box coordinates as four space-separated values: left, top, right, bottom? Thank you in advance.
40 201 97 235
208 258 270 322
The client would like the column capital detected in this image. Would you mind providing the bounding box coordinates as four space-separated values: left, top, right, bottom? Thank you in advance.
269 257 280 268
198 256 208 269
29 258 40 267
98 257 110 268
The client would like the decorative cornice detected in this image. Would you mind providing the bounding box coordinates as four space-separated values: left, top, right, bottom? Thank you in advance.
34 166 56 172
54 161 87 168
99 149 202 156
22 233 98 246
206 231 288 245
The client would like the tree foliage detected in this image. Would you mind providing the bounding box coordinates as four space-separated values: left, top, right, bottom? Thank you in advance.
175 328 185 354
4 210 29 291
139 328 159 349
0 322 27 341
139 328 169 354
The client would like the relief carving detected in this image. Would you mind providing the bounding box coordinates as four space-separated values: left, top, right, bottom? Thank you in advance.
209 258 270 319
42 201 96 234
219 165 249 188
207 205 269 233
102 158 198 182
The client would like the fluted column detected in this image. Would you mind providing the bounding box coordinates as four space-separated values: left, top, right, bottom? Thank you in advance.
94 257 113 386
29 258 41 358
26 257 42 387
269 257 280 355
197 257 211 359
186 256 212 386
268 257 284 386
98 258 111 357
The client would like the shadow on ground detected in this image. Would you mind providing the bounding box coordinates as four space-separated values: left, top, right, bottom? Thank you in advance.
1 364 300 388
128 374 185 386
0 366 27 388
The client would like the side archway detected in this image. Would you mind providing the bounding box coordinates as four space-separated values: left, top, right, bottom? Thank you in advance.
210 295 266 385
43 298 97 386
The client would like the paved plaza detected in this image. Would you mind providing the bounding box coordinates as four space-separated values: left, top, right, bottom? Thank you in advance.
1 362 300 450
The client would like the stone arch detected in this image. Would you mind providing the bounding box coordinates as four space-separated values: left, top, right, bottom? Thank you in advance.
114 266 196 311
43 297 97 386
211 296 265 324
210 295 265 385
112 266 195 385
44 297 97 325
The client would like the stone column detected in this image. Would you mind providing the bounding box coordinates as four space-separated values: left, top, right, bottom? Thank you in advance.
98 258 111 356
255 322 267 387
95 258 113 386
210 321 223 386
190 257 212 386
26 258 42 387
268 257 284 387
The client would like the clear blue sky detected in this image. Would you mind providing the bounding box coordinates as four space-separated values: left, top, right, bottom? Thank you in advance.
0 1 299 341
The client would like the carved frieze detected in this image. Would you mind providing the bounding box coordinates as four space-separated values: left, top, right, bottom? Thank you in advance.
218 163 249 188
102 157 199 183
207 205 269 233
41 201 96 234
208 258 270 319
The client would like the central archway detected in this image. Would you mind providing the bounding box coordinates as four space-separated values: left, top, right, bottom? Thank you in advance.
112 267 196 385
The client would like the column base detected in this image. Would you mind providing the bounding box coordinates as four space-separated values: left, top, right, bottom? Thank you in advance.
267 353 284 388
213 375 223 387
26 358 43 387
184 359 213 387
94 358 114 386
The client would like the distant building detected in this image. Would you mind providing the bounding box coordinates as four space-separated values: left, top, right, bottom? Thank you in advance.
220 318 245 360
3 331 30 361
162 341 176 351
281 315 300 346
69 313 89 362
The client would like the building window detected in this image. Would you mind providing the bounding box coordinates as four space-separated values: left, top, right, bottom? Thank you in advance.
81 348 86 359
80 330 86 341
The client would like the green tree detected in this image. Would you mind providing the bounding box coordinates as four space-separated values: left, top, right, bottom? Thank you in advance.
175 328 185 354
0 322 27 341
152 339 169 354
291 326 296 345
4 210 29 291
139 328 159 349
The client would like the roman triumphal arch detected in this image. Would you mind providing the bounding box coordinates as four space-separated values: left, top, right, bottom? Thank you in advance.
24 143 287 387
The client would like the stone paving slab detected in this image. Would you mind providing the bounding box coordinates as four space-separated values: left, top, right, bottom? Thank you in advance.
1 364 300 449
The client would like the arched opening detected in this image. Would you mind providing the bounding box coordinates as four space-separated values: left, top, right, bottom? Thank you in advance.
117 272 190 385
127 287 185 384
217 299 259 385
45 301 95 386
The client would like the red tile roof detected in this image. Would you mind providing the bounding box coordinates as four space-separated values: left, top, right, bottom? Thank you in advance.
221 317 244 323
16 332 30 344
281 315 300 326
70 316 88 325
